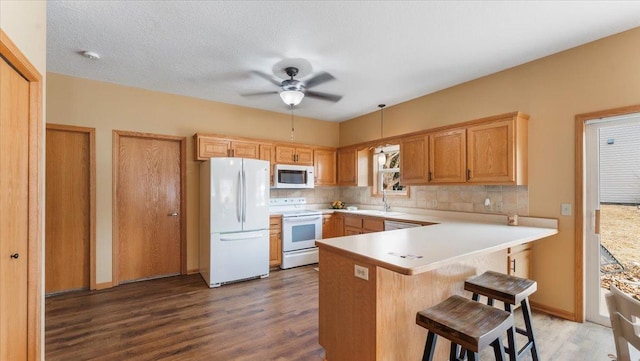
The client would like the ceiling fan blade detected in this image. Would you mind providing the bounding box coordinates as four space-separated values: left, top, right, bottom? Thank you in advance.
305 90 342 103
250 70 282 86
241 91 279 97
304 71 335 89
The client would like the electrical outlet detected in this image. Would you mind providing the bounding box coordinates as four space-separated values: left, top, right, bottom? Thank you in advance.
354 265 369 280
561 203 572 216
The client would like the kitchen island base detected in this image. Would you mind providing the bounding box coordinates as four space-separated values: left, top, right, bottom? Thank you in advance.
318 247 507 361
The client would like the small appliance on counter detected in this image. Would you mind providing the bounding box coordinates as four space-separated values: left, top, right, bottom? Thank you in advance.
199 158 270 288
269 198 322 269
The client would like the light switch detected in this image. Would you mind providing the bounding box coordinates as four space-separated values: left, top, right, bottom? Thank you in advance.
561 203 572 216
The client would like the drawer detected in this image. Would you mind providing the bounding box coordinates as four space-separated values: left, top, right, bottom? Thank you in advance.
344 216 363 228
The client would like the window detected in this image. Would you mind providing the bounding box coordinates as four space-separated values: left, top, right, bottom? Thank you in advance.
373 145 408 196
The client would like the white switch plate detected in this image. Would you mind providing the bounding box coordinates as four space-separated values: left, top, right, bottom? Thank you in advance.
354 265 369 280
561 203 572 216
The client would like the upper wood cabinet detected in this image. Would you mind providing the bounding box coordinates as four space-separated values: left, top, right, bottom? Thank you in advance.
337 147 357 186
429 128 467 183
314 148 337 186
194 134 260 161
336 147 369 186
400 134 429 184
259 144 275 184
466 114 528 185
275 145 314 165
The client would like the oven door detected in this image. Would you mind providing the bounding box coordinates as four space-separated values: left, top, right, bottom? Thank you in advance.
282 214 322 252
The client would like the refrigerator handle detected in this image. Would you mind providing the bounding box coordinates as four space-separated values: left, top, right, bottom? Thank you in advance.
236 171 242 222
242 169 247 222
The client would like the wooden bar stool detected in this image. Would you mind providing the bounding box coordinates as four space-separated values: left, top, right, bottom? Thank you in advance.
464 271 539 361
416 295 513 361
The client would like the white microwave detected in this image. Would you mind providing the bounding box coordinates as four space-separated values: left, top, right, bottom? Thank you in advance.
273 164 315 189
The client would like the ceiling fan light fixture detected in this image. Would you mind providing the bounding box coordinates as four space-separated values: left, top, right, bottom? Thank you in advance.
280 90 305 106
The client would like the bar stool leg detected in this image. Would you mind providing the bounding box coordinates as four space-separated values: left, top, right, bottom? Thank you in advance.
490 338 507 361
521 298 539 361
504 303 518 361
466 349 478 361
422 332 437 361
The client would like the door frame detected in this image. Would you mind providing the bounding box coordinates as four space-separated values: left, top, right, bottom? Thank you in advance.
45 123 96 290
112 130 187 285
574 104 640 322
0 30 44 360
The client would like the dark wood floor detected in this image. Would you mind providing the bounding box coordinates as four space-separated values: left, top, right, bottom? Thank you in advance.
46 266 325 361
46 265 622 361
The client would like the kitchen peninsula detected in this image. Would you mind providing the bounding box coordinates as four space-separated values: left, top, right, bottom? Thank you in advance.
316 214 557 361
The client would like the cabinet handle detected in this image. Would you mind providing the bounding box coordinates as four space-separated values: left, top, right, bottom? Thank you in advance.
467 169 471 181
428 171 432 182
510 259 516 273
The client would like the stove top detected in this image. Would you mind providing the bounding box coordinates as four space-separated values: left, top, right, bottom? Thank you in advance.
269 198 321 217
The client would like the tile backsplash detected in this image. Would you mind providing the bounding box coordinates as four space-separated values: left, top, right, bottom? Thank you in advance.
271 185 529 216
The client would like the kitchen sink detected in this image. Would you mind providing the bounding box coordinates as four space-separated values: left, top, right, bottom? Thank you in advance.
345 209 405 217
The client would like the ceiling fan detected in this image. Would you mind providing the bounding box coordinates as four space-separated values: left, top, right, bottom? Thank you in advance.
244 66 343 107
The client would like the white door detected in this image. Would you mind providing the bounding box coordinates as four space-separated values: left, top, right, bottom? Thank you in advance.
585 113 640 325
242 159 270 231
210 158 243 233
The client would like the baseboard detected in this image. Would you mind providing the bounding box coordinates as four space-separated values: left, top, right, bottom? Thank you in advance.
187 268 200 275
94 281 113 290
530 300 577 321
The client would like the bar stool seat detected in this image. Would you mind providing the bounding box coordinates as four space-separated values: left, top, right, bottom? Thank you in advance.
464 271 539 361
416 295 514 361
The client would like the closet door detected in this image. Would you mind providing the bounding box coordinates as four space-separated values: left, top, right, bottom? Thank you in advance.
0 54 30 361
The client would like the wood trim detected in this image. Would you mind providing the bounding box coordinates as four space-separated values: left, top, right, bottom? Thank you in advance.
1 29 44 361
112 130 187 285
94 281 113 290
530 300 576 321
46 123 97 290
574 104 640 323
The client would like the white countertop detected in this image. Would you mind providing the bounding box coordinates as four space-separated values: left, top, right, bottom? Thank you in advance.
315 210 558 275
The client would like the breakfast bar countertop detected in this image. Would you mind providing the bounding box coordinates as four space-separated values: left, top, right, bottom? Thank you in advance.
315 212 558 276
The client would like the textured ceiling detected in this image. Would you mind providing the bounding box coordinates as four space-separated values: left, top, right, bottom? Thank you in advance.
47 1 640 122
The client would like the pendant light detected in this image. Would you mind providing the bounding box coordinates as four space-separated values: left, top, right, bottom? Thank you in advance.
377 104 386 165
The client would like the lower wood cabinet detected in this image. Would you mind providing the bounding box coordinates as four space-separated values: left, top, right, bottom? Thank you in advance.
507 243 531 279
333 213 344 237
322 214 335 239
269 215 282 268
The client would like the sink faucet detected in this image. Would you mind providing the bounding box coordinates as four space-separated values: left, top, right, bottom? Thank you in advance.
382 189 390 212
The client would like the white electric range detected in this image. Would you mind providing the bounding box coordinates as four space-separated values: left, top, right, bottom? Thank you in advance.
269 198 322 269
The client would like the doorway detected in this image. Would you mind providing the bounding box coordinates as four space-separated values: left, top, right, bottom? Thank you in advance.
113 131 186 284
45 124 95 294
577 106 640 325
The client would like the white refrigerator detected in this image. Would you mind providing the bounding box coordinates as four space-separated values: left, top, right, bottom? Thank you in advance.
199 158 270 288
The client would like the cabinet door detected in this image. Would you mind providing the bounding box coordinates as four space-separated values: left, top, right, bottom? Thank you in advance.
315 149 337 186
295 147 314 165
333 214 345 237
508 248 531 279
337 147 357 186
322 214 334 239
232 141 260 159
362 218 384 233
429 128 467 183
275 145 296 164
269 216 282 268
467 119 514 183
198 137 230 159
400 134 429 184
259 144 275 185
